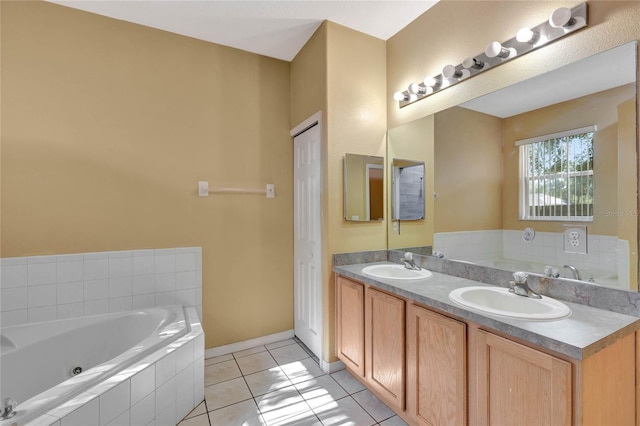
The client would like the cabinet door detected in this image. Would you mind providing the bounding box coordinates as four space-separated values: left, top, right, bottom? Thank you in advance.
365 287 405 412
475 330 571 426
336 276 365 377
407 304 466 426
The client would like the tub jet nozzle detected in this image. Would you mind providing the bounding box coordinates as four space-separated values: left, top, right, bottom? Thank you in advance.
71 366 83 376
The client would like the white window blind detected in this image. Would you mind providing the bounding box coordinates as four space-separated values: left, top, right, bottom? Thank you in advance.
518 125 596 221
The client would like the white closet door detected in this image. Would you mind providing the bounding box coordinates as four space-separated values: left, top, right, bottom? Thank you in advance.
293 123 322 359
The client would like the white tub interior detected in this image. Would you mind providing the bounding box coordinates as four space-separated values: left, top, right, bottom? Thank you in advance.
0 305 204 426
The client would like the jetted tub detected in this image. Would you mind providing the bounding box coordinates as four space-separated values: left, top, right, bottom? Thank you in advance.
0 305 204 426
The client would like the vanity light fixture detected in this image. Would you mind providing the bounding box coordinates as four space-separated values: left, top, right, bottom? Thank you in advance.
393 91 409 101
485 41 517 59
394 2 588 108
549 6 577 28
423 75 441 91
516 27 540 44
408 82 428 95
462 57 486 70
442 64 470 80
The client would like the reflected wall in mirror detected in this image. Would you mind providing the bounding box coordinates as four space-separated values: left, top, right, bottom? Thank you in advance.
392 159 425 220
344 154 384 222
387 116 434 250
389 42 638 290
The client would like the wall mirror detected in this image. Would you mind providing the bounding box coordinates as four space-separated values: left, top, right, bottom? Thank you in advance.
388 41 638 290
344 153 384 222
392 159 425 220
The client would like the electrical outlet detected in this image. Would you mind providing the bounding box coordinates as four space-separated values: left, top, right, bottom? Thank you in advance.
563 224 588 254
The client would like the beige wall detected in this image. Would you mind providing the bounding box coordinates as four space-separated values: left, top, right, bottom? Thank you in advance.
325 22 387 363
434 107 503 233
1 1 293 348
619 97 639 289
387 116 435 248
291 24 328 129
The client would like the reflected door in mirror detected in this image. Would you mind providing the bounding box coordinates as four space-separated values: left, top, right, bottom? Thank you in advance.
344 153 385 222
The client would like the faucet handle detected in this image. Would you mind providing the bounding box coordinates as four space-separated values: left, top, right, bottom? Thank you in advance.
404 252 413 260
1 397 17 420
512 271 528 283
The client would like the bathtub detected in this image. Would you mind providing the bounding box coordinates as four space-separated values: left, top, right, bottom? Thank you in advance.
0 305 204 426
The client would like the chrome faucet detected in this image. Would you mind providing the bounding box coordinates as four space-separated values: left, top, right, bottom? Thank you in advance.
401 252 421 270
563 265 582 280
508 271 542 299
544 265 560 278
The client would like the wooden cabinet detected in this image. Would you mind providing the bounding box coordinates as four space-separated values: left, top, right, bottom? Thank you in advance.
365 287 406 412
407 304 467 426
336 276 365 376
473 330 636 426
335 274 636 426
474 330 572 426
336 277 406 413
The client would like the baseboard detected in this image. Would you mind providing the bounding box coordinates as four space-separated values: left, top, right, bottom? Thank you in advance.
205 329 295 358
320 359 345 374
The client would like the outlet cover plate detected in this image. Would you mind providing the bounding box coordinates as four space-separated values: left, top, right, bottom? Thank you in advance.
563 224 588 254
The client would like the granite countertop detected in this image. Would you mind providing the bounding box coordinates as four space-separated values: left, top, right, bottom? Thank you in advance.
334 261 640 360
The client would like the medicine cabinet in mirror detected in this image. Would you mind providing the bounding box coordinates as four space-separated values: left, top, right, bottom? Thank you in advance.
387 41 638 290
391 159 425 220
344 154 384 222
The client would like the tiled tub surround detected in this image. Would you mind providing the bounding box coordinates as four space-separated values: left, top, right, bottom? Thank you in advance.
0 247 202 327
334 260 640 360
433 230 630 288
2 306 205 426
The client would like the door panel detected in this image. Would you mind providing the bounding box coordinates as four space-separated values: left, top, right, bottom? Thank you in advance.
293 124 322 359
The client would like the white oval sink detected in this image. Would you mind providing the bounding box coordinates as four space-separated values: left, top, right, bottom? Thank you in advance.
362 264 433 280
449 286 571 320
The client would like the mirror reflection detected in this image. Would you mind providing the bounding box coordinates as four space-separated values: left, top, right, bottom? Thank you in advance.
387 116 434 251
392 159 425 220
389 42 638 290
344 153 384 222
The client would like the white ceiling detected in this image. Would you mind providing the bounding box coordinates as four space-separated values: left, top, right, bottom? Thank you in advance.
47 0 439 61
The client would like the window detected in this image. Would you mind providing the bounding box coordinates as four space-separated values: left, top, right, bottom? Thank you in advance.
518 125 596 221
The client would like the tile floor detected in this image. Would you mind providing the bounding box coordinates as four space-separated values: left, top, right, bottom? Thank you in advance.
177 338 408 426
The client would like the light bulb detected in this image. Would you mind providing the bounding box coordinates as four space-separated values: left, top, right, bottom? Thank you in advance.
408 83 427 95
462 57 485 70
442 65 461 79
423 76 440 88
485 41 517 59
393 91 407 102
549 7 576 28
409 93 418 102
516 27 539 44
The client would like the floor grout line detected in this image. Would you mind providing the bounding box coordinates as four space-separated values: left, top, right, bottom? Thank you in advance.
194 338 400 426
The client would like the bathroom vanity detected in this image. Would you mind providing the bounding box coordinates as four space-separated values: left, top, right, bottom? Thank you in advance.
334 263 639 426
